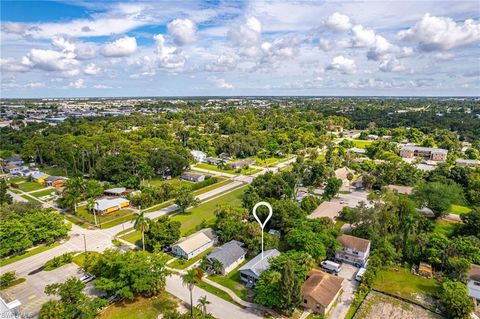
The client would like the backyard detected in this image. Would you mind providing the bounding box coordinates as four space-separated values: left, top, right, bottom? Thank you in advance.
168 247 214 270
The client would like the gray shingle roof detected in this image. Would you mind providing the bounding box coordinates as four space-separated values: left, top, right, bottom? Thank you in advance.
207 240 245 269
239 249 280 278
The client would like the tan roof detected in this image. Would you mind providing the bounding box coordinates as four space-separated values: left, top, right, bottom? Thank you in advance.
302 269 344 308
386 185 413 195
470 264 480 281
176 232 212 254
334 167 354 181
308 201 344 220
337 234 370 252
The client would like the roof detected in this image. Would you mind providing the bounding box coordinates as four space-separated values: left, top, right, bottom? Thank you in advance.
348 147 367 154
386 185 413 195
337 234 370 252
334 167 354 181
302 269 344 308
469 264 480 281
401 145 448 154
181 171 205 178
308 201 344 220
45 176 64 182
191 150 207 156
104 187 127 194
456 159 479 165
32 171 48 179
95 197 129 211
175 232 213 255
239 249 280 277
207 240 245 268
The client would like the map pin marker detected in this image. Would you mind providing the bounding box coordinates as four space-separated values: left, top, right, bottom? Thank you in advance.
252 201 273 259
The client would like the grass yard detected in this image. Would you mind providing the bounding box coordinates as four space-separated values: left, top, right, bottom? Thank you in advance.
76 206 135 228
41 166 67 177
254 155 294 167
99 293 179 319
20 194 42 203
171 185 246 235
192 178 232 196
449 204 472 215
145 176 191 188
169 247 214 270
6 176 25 183
0 242 62 267
373 267 441 303
434 219 459 237
18 181 45 192
143 200 174 213
209 259 249 300
195 163 238 174
120 231 142 245
30 188 55 198
195 280 236 304
351 139 374 149
9 188 22 194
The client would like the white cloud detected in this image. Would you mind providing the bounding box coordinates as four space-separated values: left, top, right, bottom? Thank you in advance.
94 84 111 89
101 36 137 57
398 14 480 51
84 63 101 75
68 78 85 89
154 34 185 70
325 12 352 31
0 58 30 72
228 17 262 56
434 52 455 61
326 55 357 74
208 76 234 89
167 18 196 46
379 58 405 72
25 82 45 88
22 48 78 71
204 52 238 72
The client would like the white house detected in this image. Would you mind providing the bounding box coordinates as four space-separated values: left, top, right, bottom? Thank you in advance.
94 198 129 215
239 249 280 287
181 172 206 182
191 150 207 163
468 264 480 313
172 230 215 260
335 234 371 267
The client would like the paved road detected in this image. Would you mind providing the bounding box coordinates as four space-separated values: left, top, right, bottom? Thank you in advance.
329 263 359 319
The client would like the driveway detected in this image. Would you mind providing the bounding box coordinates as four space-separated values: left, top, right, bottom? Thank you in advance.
335 190 371 208
328 263 359 319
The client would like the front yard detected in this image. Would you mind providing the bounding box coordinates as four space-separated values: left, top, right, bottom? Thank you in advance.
17 181 45 192
75 206 135 228
168 247 214 270
208 259 249 300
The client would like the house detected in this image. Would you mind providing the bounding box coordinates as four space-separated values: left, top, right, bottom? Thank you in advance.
239 249 280 287
5 155 24 167
348 147 367 155
94 197 129 215
219 153 231 161
468 264 480 313
308 201 344 220
4 164 21 174
335 234 371 267
386 185 413 195
172 229 216 260
334 167 355 192
367 134 379 140
205 157 223 166
205 240 246 275
301 269 344 316
31 171 49 184
0 296 21 319
230 159 255 170
456 159 480 167
181 172 206 182
104 187 131 197
44 176 65 188
399 146 448 161
191 150 207 163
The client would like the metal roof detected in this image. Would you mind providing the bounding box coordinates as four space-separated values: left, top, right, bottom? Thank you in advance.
95 198 129 211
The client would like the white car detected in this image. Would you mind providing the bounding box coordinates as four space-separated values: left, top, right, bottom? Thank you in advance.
79 274 96 283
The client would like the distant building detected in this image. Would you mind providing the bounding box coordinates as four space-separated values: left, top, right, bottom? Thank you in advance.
172 229 216 260
44 176 66 188
399 146 448 161
301 269 344 316
104 187 131 197
0 296 21 318
386 185 413 195
32 171 49 184
468 264 480 313
181 172 206 182
94 198 129 215
230 159 255 170
239 249 280 287
205 157 223 166
348 147 367 155
205 240 246 275
334 167 355 192
335 234 371 267
3 164 21 174
191 150 207 163
456 159 479 167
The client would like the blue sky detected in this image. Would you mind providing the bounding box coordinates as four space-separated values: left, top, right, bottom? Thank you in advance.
1 0 479 97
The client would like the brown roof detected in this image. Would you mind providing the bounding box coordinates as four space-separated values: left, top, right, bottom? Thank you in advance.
337 234 370 252
470 264 480 281
308 201 344 220
302 269 344 308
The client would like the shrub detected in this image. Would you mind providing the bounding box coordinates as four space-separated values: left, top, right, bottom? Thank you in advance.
0 271 16 288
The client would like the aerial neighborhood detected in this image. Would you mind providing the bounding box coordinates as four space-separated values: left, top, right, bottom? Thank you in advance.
0 96 479 319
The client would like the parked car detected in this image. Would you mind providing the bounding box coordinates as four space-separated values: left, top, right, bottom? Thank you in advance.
79 274 96 283
355 267 367 281
108 294 123 304
320 260 342 275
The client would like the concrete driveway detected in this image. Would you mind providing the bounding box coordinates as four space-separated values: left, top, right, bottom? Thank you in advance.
328 263 360 319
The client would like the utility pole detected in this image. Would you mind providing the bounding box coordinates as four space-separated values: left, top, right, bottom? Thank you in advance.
83 234 87 253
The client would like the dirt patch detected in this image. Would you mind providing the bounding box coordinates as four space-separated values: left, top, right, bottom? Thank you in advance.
354 291 444 319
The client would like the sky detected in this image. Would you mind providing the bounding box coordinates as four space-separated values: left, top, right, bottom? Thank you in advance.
1 0 479 98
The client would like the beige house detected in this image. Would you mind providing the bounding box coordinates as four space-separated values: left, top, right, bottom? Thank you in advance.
301 269 344 315
399 146 448 161
334 167 355 192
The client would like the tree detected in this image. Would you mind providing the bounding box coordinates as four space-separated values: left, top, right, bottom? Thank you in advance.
413 181 465 218
0 179 12 204
144 216 181 250
459 207 480 238
0 271 16 288
133 212 150 251
182 268 203 319
175 188 199 214
280 259 302 311
323 177 342 200
197 296 210 319
439 280 474 319
86 197 98 226
61 177 85 213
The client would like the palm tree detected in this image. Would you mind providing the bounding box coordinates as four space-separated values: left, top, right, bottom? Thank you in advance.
64 177 85 214
182 268 203 319
197 296 210 319
133 212 150 251
86 197 98 226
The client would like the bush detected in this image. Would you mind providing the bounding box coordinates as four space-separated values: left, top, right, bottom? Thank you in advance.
0 271 16 288
112 238 122 247
44 253 74 271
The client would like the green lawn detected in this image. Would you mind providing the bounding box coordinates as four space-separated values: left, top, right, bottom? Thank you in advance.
41 166 67 177
171 185 246 235
9 188 22 194
434 219 459 237
449 204 472 215
254 155 294 167
373 267 441 303
351 139 374 149
192 179 232 196
195 163 238 174
99 293 179 319
6 177 25 183
0 242 62 267
30 188 55 198
75 206 135 228
195 280 236 304
209 259 249 300
169 247 214 270
18 181 45 192
20 194 42 203
120 231 142 245
0 278 26 291
143 200 174 213
145 176 191 188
